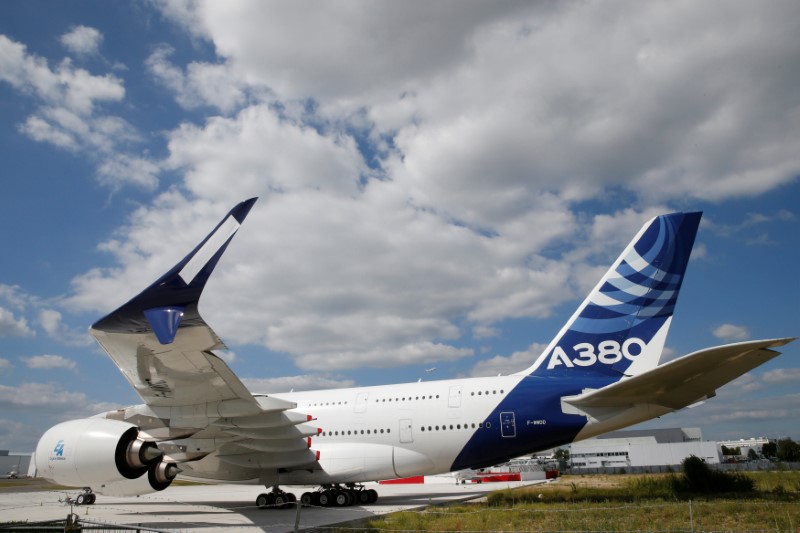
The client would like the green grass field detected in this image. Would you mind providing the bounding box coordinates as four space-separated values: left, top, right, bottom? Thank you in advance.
360 472 800 532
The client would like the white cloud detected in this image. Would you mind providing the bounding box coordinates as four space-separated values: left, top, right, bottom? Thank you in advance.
0 359 11 372
20 355 76 371
63 1 800 372
0 34 158 190
469 343 548 377
60 26 103 56
0 307 34 338
762 368 800 384
242 375 354 394
713 323 751 342
146 45 249 112
0 382 120 419
162 0 800 213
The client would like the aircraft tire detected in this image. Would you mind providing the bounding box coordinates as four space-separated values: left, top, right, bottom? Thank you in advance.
318 490 332 507
273 493 287 509
367 489 378 504
334 490 350 507
256 493 270 509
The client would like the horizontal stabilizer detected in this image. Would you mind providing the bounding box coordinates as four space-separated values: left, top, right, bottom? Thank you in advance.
563 337 795 411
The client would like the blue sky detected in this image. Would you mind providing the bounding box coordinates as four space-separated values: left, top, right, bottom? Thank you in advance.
0 1 798 452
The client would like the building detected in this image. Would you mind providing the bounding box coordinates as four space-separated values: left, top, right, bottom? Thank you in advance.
569 428 720 470
0 451 33 478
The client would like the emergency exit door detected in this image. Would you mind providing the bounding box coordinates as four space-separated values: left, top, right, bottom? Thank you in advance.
500 411 516 438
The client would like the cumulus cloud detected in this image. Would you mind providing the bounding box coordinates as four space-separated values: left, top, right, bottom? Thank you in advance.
242 375 355 394
0 34 158 189
469 343 548 377
146 45 249 112
63 1 800 373
20 355 77 371
0 307 34 338
60 25 103 56
762 368 800 384
713 323 751 342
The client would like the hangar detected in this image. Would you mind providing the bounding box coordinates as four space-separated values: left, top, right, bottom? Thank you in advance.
567 428 720 471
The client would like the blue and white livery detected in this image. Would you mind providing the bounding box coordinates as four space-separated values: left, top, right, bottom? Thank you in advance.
35 200 794 508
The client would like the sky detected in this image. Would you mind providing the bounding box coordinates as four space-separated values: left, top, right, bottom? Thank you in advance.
0 0 798 453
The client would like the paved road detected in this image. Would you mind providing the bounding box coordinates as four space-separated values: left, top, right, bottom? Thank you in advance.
0 478 547 532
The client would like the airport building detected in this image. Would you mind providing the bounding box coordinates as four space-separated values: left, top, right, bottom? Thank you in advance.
0 451 33 478
568 428 720 470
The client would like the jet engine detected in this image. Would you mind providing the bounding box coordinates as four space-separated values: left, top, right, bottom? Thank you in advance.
35 418 180 495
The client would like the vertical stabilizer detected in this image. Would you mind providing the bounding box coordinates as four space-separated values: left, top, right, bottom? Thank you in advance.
521 212 702 380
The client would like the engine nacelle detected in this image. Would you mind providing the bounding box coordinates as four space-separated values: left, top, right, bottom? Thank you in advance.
35 418 179 496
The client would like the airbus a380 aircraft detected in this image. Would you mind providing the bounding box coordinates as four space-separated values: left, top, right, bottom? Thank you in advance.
36 198 793 508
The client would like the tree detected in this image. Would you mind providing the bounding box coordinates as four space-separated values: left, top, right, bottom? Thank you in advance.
762 441 777 458
553 447 570 462
747 448 758 461
776 438 800 462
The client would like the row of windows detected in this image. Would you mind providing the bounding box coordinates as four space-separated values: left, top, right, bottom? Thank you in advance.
321 428 391 437
302 389 506 408
319 422 494 437
571 451 629 458
375 395 440 402
420 422 491 431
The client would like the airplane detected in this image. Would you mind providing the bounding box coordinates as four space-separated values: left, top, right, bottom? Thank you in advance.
35 198 794 508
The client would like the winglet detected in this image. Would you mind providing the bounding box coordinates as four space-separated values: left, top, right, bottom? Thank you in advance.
92 198 257 339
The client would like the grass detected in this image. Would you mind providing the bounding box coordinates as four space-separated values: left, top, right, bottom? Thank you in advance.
357 473 800 532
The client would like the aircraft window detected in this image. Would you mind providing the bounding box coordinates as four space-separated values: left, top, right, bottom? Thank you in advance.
421 427 425 431
486 422 492 428
478 423 483 428
493 390 496 394
387 429 391 433
415 396 419 400
500 389 504 393
471 392 475 396
436 394 440 398
457 424 461 429
485 391 489 395
360 430 364 434
449 425 454 430
478 391 482 395
435 425 440 430
471 423 476 428
380 429 384 434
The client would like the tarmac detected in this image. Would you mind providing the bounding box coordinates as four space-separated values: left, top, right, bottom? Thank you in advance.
0 477 548 532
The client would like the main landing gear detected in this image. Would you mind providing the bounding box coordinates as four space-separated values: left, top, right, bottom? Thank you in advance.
255 484 379 509
255 486 297 509
301 484 378 507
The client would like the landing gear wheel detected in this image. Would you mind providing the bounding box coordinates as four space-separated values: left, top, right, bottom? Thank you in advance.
273 493 287 509
75 494 86 505
367 489 378 504
357 490 371 504
334 490 350 507
318 490 332 507
301 492 313 506
256 493 271 509
86 493 96 505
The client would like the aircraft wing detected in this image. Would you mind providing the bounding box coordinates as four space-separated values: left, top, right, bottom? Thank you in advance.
89 198 266 412
563 337 795 411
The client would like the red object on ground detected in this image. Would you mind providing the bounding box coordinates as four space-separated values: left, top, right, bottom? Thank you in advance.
471 472 521 483
379 476 425 484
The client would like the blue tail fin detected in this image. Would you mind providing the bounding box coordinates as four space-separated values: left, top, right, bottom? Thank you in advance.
522 212 702 379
